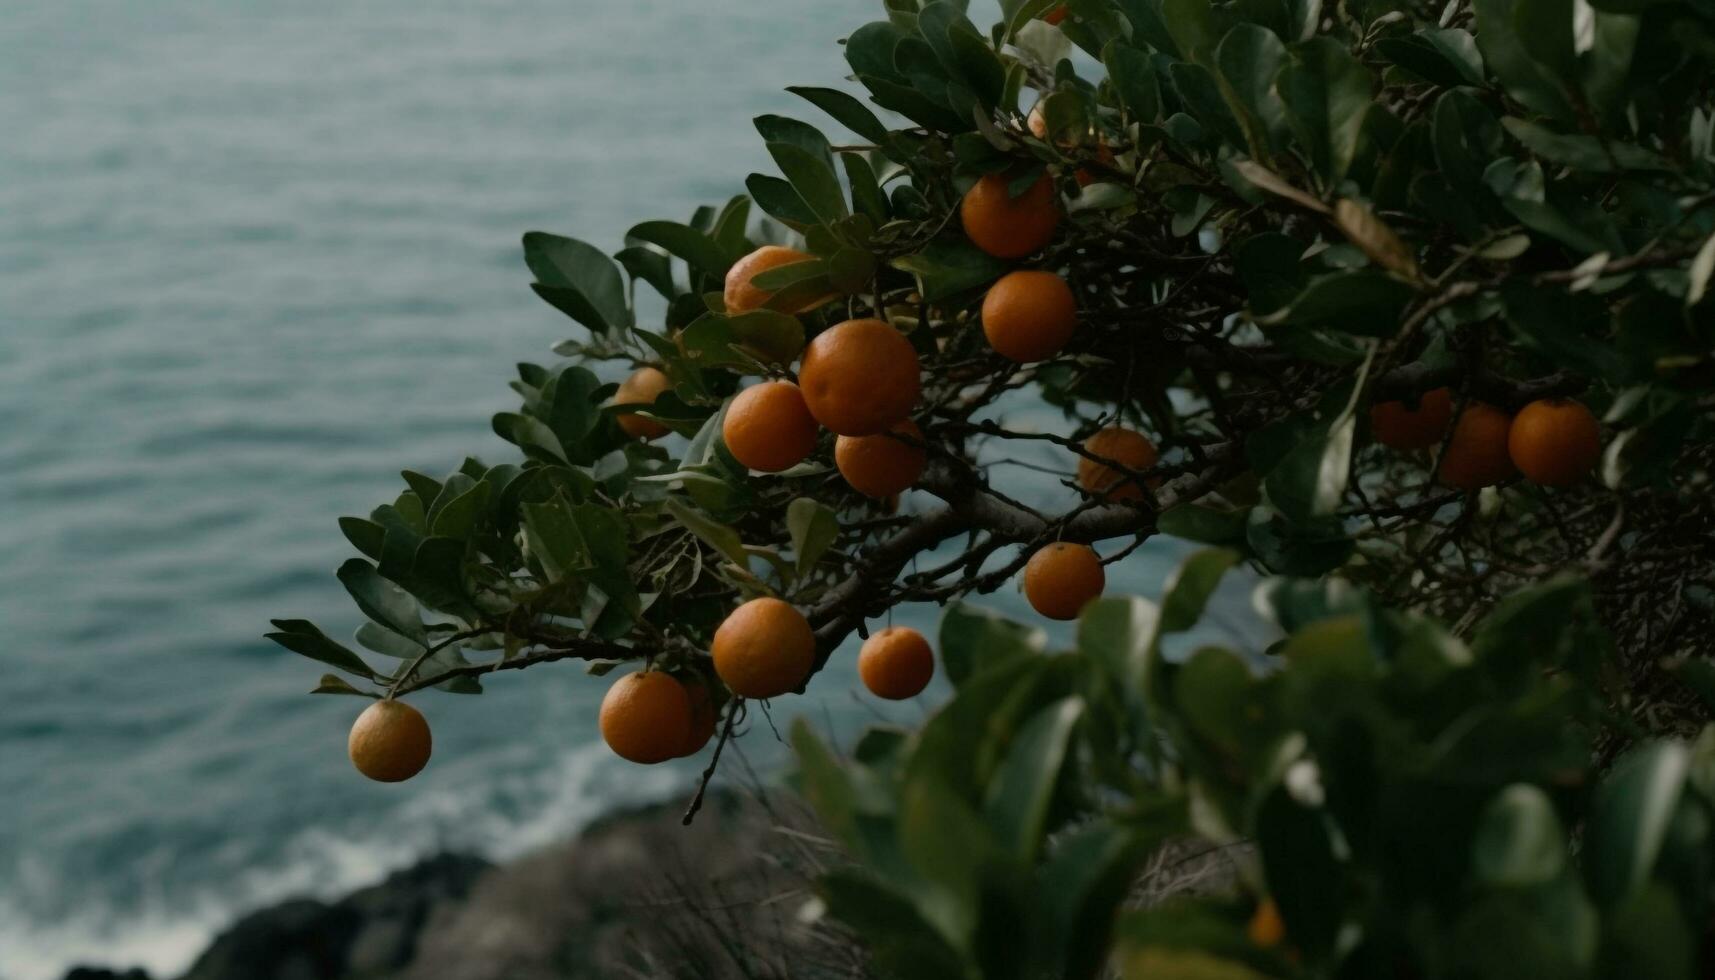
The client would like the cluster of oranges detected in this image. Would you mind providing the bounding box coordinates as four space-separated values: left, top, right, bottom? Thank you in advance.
1369 388 1604 490
349 126 1162 781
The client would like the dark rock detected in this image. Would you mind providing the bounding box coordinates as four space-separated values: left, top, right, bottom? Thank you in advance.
175 853 489 980
61 970 153 980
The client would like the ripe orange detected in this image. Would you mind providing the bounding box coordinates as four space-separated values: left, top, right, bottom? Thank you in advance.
678 676 719 757
712 597 816 699
981 270 1078 363
798 318 922 436
348 699 432 783
1436 401 1516 491
858 626 935 700
1044 4 1069 24
722 381 819 473
1370 387 1452 451
724 245 833 314
1508 398 1602 487
1023 542 1105 621
836 420 926 498
960 172 1060 260
613 366 672 441
1248 898 1286 947
1078 426 1158 501
600 670 693 764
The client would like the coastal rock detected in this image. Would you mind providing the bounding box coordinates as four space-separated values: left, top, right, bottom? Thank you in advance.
173 853 489 980
58 792 837 980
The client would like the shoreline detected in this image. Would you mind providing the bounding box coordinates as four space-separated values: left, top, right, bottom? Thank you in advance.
56 788 829 980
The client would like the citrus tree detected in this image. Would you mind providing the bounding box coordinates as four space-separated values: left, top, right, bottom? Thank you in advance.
272 0 1715 974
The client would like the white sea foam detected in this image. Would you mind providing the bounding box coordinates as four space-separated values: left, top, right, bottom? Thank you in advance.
0 743 683 980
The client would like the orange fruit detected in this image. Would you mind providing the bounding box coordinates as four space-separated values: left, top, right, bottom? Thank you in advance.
798 318 922 436
678 676 720 757
348 699 432 783
836 420 926 498
1248 898 1286 948
1370 387 1453 451
1023 542 1105 620
858 626 935 700
1508 398 1602 487
599 670 693 764
722 381 819 473
613 366 672 441
960 172 1060 260
1436 402 1516 490
724 245 833 314
712 597 816 699
981 270 1078 363
1077 427 1158 501
1044 4 1069 24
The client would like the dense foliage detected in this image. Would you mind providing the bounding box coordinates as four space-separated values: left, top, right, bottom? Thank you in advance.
270 0 1715 973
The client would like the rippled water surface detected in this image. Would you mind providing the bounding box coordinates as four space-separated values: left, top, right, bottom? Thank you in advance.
0 3 1256 978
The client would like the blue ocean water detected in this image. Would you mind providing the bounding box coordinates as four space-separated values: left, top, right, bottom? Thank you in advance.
0 3 1258 978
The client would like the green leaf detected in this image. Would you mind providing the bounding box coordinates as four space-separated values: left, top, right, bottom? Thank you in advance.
791 718 870 855
754 114 836 175
1512 0 1579 84
745 173 819 229
521 498 587 586
939 603 1047 688
892 238 1008 302
983 697 1086 862
1266 413 1355 522
339 516 386 561
843 153 891 225
1170 61 1247 150
1588 742 1691 906
1471 0 1575 119
819 871 971 980
1234 231 1310 316
1377 29 1486 87
521 232 632 333
1501 117 1673 173
1037 820 1173 980
1256 786 1341 957
1175 646 1258 758
428 478 490 541
627 220 738 280
788 85 893 146
1216 24 1289 157
1277 36 1374 186
267 619 377 679
1159 548 1242 632
1161 0 1218 64
1278 270 1414 335
786 497 841 576
1472 784 1567 887
727 309 808 364
334 560 427 642
1157 504 1251 545
768 141 850 226
1078 596 1162 704
664 497 750 569
355 621 423 659
1500 282 1632 379
309 673 375 697
1103 41 1161 124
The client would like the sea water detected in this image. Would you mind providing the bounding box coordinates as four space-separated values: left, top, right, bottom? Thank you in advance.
0 3 1254 977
